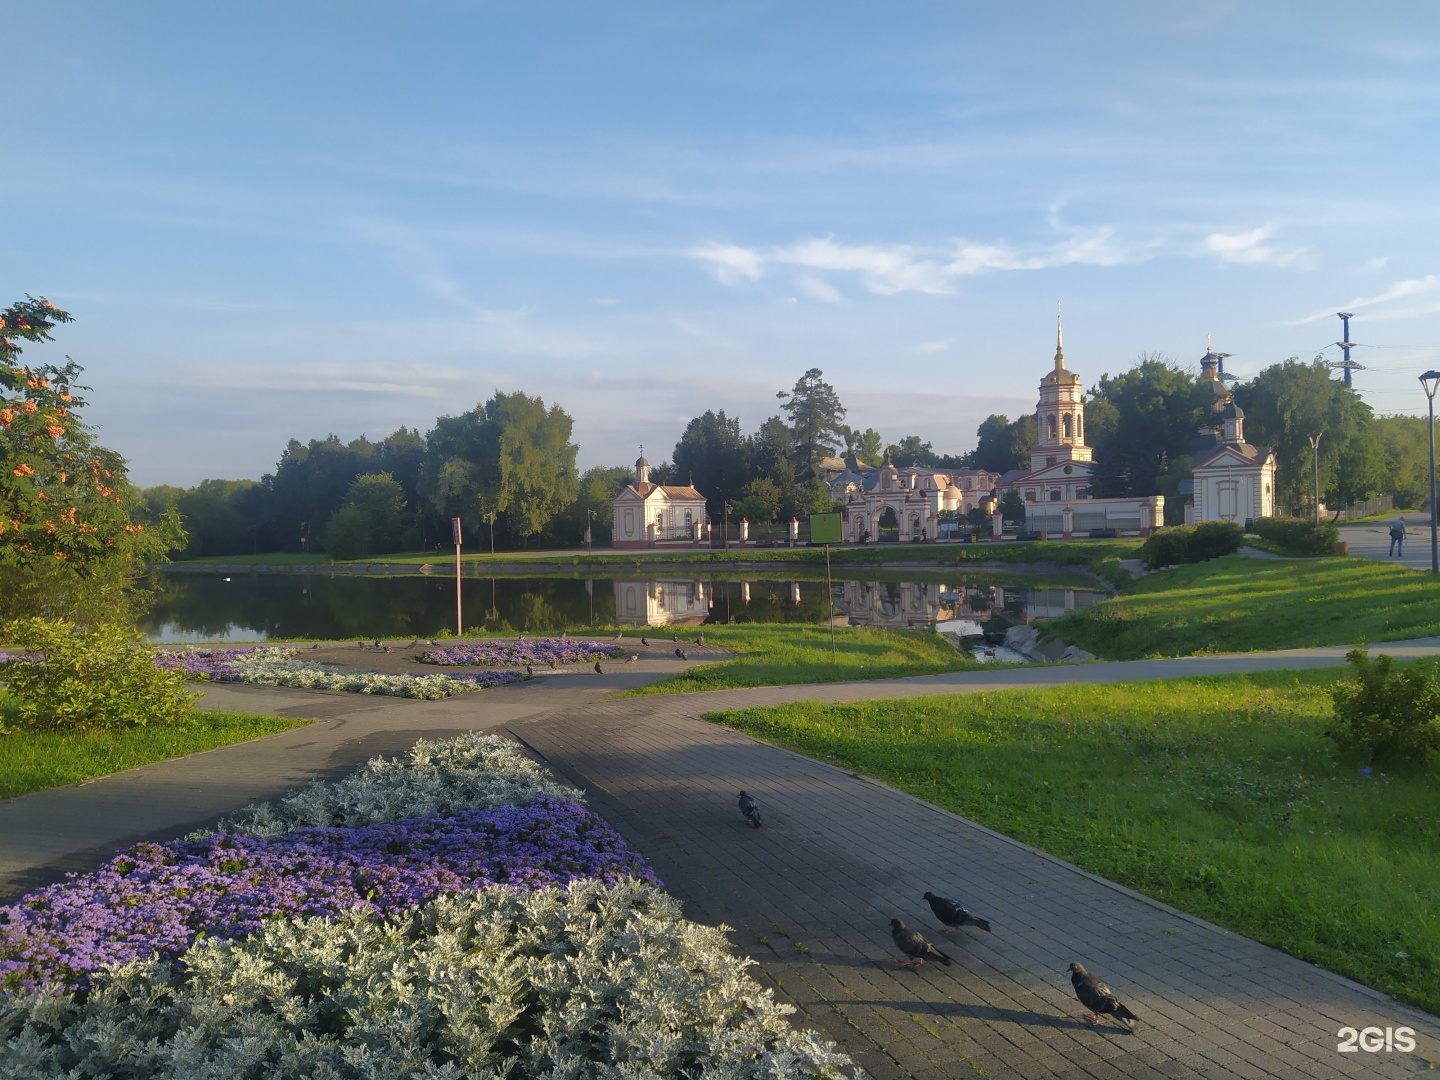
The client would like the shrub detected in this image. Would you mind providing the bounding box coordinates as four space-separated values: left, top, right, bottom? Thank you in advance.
1140 525 1194 569
1250 515 1339 555
1189 520 1245 561
0 618 195 729
1327 646 1440 765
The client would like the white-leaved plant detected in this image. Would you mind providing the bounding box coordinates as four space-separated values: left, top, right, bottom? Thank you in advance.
0 880 862 1080
228 648 485 699
197 732 577 839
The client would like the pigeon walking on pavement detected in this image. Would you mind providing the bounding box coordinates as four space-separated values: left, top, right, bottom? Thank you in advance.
695 633 704 646
890 919 952 968
626 653 638 663
594 661 604 675
672 634 679 642
613 630 622 641
1068 963 1139 1030
525 663 534 677
738 791 763 828
641 636 649 646
923 892 992 933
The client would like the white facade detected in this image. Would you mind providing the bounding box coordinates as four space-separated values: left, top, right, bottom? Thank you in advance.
1185 362 1277 525
612 454 710 548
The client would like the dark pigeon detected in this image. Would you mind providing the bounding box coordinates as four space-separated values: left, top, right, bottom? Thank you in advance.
525 663 534 677
672 634 679 642
923 891 992 933
641 636 649 646
890 919 951 968
1069 963 1139 1030
680 649 689 661
695 633 704 645
594 661 604 674
738 791 763 828
675 646 685 658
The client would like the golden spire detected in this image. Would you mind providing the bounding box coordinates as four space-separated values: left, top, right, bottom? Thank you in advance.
1054 301 1066 369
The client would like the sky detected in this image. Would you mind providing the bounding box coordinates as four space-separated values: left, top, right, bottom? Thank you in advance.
5 1 1440 487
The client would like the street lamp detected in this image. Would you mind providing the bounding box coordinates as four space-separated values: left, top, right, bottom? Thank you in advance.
1307 432 1323 527
585 508 596 554
723 502 733 551
1420 371 1440 575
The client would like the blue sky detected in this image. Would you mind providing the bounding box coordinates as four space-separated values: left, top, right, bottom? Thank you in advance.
6 1 1440 486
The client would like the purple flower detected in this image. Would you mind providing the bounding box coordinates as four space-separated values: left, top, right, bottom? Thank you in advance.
153 647 259 682
0 796 657 994
419 638 623 668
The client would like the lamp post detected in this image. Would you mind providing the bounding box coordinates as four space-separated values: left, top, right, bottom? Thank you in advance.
585 508 596 554
1420 372 1440 575
1307 432 1323 527
723 502 733 550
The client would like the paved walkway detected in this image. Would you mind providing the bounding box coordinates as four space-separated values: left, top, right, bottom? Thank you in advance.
3 648 1439 1076
1338 512 1437 570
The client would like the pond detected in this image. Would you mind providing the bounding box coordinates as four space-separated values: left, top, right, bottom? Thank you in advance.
140 571 1106 642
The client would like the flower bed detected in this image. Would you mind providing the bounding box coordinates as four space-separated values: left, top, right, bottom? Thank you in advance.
0 732 859 1078
419 636 623 667
155 647 525 698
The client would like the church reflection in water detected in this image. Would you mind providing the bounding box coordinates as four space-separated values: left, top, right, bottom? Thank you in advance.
610 576 1103 630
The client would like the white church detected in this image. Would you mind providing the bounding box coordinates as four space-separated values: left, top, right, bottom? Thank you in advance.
611 451 711 549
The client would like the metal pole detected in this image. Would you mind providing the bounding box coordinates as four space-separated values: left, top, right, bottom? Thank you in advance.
452 517 463 635
826 543 836 663
1307 433 1322 527
1421 374 1440 575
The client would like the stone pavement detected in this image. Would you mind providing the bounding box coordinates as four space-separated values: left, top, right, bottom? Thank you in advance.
3 648 1439 1076
1338 512 1437 570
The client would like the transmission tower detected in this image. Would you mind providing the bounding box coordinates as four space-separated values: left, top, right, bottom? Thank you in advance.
1329 311 1366 388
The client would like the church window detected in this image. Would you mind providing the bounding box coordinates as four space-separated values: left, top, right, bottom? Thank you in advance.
1047 415 1057 440
1063 415 1072 439
1078 487 1091 499
1063 465 1072 475
624 509 635 537
1025 489 1036 501
1076 414 1083 439
1050 489 1062 501
1046 456 1057 467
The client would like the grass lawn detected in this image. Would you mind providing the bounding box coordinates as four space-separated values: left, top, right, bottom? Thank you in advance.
708 667 1440 1014
0 700 309 800
1043 554 1440 659
617 624 978 696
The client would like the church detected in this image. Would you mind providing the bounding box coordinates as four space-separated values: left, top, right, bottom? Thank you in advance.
995 308 1164 537
611 451 711 549
1185 345 1276 524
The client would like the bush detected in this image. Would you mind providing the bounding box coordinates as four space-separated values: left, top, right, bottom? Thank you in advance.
0 618 196 729
1190 520 1245 561
1327 646 1440 765
1140 525 1194 569
1250 515 1339 555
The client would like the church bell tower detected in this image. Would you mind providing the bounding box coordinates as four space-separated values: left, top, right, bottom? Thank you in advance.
1030 303 1093 472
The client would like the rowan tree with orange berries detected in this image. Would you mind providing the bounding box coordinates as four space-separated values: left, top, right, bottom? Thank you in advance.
1 296 183 622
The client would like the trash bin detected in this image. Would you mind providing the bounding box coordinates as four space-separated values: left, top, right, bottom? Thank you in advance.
1335 541 1349 556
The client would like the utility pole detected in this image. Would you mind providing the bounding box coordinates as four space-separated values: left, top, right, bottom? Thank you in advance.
1421 372 1440 575
1307 432 1323 527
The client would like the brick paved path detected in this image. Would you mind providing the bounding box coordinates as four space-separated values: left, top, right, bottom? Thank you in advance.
3 647 1439 1076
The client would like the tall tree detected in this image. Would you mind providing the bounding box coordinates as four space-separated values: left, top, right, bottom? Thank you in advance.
548 464 632 547
1234 357 1386 511
1 296 184 623
886 435 939 468
962 414 1036 473
844 426 885 466
1374 415 1430 509
266 434 382 552
1086 355 1211 499
749 415 799 517
671 409 751 516
776 368 847 481
322 472 411 558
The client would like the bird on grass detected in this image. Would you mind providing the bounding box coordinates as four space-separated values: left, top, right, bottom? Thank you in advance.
923 892 991 934
738 791 762 828
1068 963 1139 1030
594 661 604 674
890 920 951 968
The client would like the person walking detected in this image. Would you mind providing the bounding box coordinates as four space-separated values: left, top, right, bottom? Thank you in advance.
1388 518 1407 557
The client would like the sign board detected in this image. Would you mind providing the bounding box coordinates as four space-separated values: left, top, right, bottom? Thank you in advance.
809 512 842 545
451 517 463 546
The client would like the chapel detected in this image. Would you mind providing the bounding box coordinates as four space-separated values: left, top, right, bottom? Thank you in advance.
611 451 710 548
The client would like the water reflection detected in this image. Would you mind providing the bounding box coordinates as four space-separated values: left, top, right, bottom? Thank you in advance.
141 572 1104 641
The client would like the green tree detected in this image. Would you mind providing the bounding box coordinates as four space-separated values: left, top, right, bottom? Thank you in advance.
886 435 939 468
776 368 847 481
266 434 382 552
962 414 1036 473
998 488 1026 523
671 410 751 516
732 476 783 524
1087 355 1211 499
1374 415 1430 509
550 464 631 547
844 426 885 466
172 478 266 557
322 472 411 558
1235 357 1385 511
1 297 183 624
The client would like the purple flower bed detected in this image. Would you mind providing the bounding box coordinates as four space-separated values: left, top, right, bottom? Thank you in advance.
420 638 623 667
450 670 531 688
0 795 657 994
153 647 257 682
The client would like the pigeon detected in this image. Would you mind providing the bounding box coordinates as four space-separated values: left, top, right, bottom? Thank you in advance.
373 640 381 649
407 639 419 647
738 791 762 827
695 633 704 646
890 919 951 968
680 649 689 661
311 643 319 650
594 661 604 674
549 658 558 669
613 630 622 641
426 639 438 646
525 663 534 677
923 892 991 933
626 653 638 663
672 634 679 642
383 645 391 653
560 630 568 640
675 647 684 658
1068 963 1139 1030
641 636 649 646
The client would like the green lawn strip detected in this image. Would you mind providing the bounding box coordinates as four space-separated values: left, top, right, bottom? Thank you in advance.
616 624 977 696
0 703 309 800
706 668 1440 1014
1043 555 1440 659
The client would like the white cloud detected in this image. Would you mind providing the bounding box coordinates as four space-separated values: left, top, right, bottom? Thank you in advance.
1287 275 1440 325
795 274 842 303
1199 225 1309 268
692 224 1144 297
1360 256 1389 273
915 339 951 354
